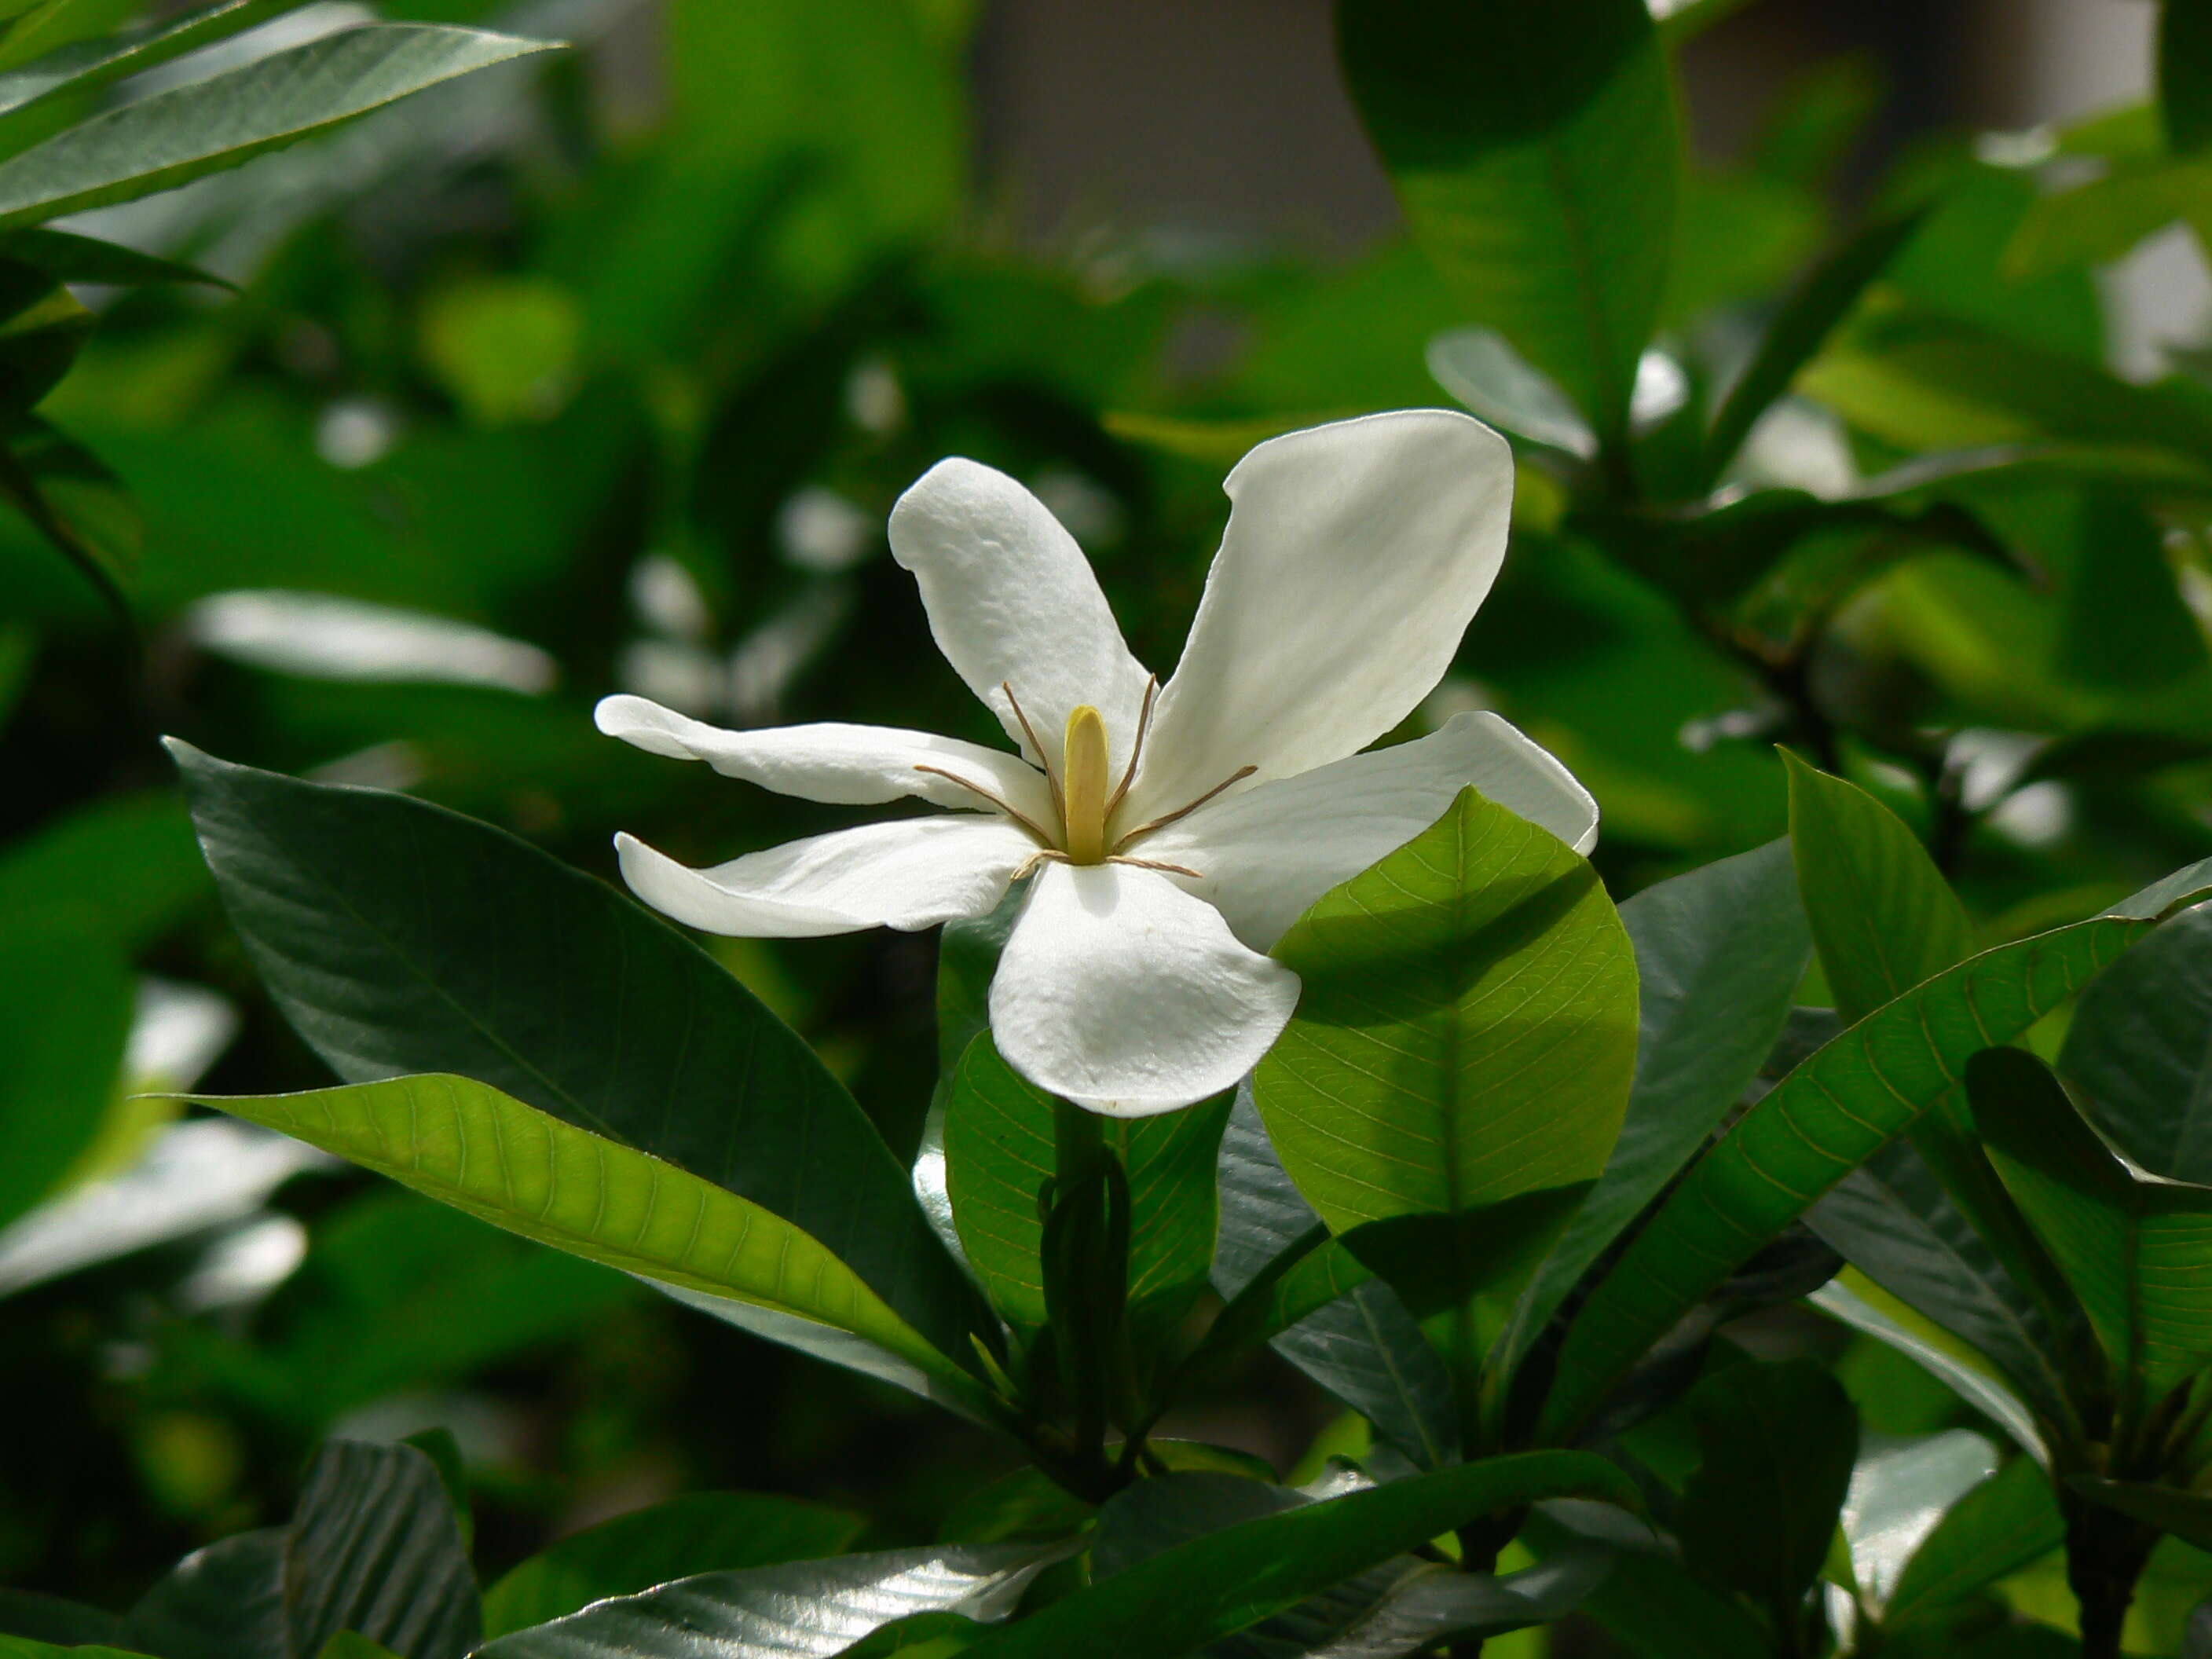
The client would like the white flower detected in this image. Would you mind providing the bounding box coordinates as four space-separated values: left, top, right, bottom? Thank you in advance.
597 411 1598 1117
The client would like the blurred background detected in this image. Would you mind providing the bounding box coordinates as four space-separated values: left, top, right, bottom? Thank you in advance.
6 0 2211 1643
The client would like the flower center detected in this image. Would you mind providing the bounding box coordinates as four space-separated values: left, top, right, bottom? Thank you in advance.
1061 704 1112 863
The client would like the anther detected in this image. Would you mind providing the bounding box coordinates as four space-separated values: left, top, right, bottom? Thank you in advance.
1060 705 1111 864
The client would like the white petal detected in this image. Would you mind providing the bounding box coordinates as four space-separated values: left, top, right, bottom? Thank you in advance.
1141 712 1599 952
888 459 1154 777
989 862 1301 1117
596 694 1055 825
615 817 1039 939
1130 410 1513 819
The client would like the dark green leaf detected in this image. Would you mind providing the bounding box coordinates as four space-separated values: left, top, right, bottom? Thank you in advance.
1883 1456 2064 1625
1705 207 1928 485
0 925 130 1230
482 1494 863 1639
1506 840 1809 1375
1211 1093 1460 1468
2060 902 2212 1184
0 24 560 231
2069 1476 2212 1552
1255 787 1637 1384
0 416 137 606
477 1541 1065 1659
188 1075 998 1421
1339 0 1679 442
167 742 986 1366
0 229 231 289
129 1529 287 1659
0 1590 130 1646
943 1034 1228 1338
1540 852 2212 1441
0 0 280 110
2166 0 2212 153
1973 1047 2212 1399
1811 1277 2046 1459
1677 1359 1857 1610
284 1441 478 1659
950 1452 1637 1659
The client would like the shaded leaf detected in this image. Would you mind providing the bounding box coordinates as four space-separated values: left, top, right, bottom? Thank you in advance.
284 1441 478 1659
1339 0 1679 441
0 925 131 1230
0 24 560 231
1883 1456 2064 1625
128 1529 286 1659
2060 902 2212 1185
482 1494 863 1639
1838 1430 1998 1616
2069 1477 2212 1553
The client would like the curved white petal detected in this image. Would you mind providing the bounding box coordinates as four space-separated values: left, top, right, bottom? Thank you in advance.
990 862 1301 1117
596 694 1056 825
1129 410 1513 819
1141 712 1599 953
888 459 1154 778
615 817 1039 939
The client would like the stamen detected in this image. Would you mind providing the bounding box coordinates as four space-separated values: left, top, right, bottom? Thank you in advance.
1060 705 1111 864
1109 855 1201 878
1111 764 1258 851
1000 681 1064 822
914 764 1056 847
1105 676 1159 818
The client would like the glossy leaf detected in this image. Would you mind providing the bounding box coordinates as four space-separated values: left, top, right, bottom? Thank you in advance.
127 1530 286 1659
168 743 985 1364
482 1494 864 1639
0 25 559 231
1837 1430 1998 1616
949 1452 1637 1659
1540 851 2212 1441
1425 325 1596 458
1211 1094 1460 1468
943 1034 1228 1337
1882 1456 2064 1625
2060 901 2212 1184
1811 1276 2047 1463
0 0 278 106
1255 787 1637 1352
1339 0 1679 441
1506 839 1808 1375
188 1075 995 1419
1973 1046 2212 1400
1704 207 1928 485
284 1440 478 1659
1677 1359 1858 1610
476 1541 1064 1659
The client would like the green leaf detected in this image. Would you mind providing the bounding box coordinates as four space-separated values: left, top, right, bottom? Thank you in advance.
0 1641 160 1658
1806 1141 2075 1432
0 1589 130 1646
1676 1359 1858 1611
1972 1047 2212 1400
2166 0 2212 153
0 24 560 232
0 0 281 121
167 742 985 1368
1505 840 1809 1378
1703 207 1928 486
1539 852 2212 1442
1426 325 1598 459
481 1494 863 1639
0 415 138 606
1093 1473 1605 1654
1811 1276 2047 1461
478 1541 1064 1659
1785 753 1973 1024
1839 1430 2002 1617
1883 1456 2064 1625
949 1452 1637 1659
0 924 130 1229
1255 787 1637 1366
1211 1093 1460 1468
127 1530 286 1659
317 1638 403 1659
0 228 231 289
2069 1476 2212 1552
944 1034 1228 1338
2003 159 2212 281
191 1075 997 1419
2060 902 2212 1184
284 1440 478 1659
1339 0 1679 443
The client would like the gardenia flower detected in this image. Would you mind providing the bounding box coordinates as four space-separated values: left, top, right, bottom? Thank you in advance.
597 411 1597 1117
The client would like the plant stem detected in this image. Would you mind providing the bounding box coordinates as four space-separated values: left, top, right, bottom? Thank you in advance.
2064 1495 2156 1659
